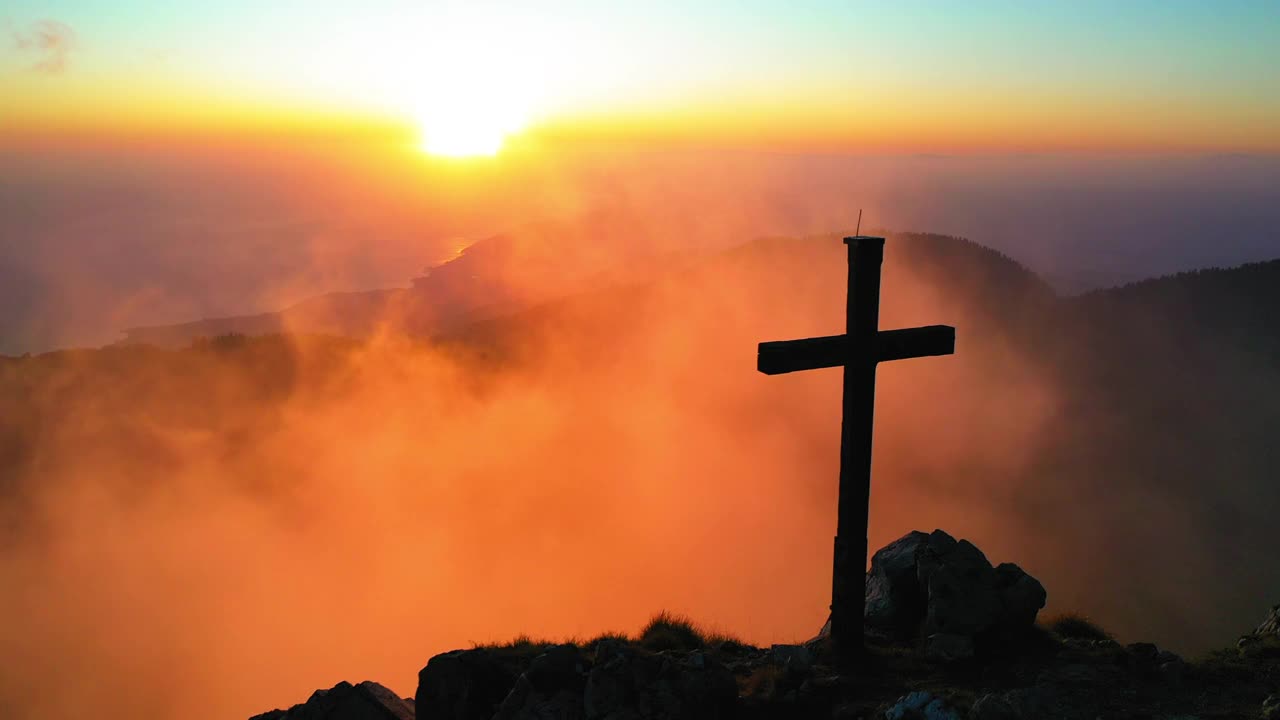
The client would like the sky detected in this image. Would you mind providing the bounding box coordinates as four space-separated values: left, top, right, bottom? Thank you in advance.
3 0 1279 151
2 1 1280 354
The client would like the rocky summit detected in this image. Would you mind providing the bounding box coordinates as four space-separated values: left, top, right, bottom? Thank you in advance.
251 530 1280 719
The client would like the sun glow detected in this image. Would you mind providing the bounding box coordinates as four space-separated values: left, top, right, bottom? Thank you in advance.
411 12 541 158
417 97 526 157
421 123 504 157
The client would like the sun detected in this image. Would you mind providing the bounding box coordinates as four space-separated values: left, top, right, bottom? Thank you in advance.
421 120 506 157
417 93 526 158
412 16 535 158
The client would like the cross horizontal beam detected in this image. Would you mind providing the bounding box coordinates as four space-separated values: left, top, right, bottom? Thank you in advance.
757 324 955 375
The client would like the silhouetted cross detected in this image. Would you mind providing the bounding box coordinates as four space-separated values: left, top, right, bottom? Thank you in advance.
757 236 955 651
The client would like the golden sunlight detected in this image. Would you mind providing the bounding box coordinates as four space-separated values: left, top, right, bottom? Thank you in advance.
412 13 536 157
418 106 522 157
415 66 529 156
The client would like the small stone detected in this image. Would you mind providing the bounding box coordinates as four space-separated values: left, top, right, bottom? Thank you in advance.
968 693 1019 720
799 674 843 699
812 675 843 689
886 691 932 720
926 633 975 662
886 691 962 720
1158 660 1186 685
1125 642 1159 661
770 644 813 674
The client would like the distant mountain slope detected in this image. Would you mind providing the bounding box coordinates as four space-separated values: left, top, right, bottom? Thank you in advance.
118 231 1046 348
6 230 1280 662
440 231 1055 358
119 227 707 348
1076 258 1280 356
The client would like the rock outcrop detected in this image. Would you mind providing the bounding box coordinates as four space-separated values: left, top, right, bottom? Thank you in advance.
1237 604 1280 658
416 648 525 720
249 535 1280 720
250 680 414 720
583 640 737 720
863 529 1046 658
1254 605 1280 636
414 640 737 720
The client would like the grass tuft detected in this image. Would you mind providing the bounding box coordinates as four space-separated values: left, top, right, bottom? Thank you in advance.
703 631 749 652
473 634 558 660
583 632 631 650
480 613 745 658
1043 612 1112 641
639 611 707 652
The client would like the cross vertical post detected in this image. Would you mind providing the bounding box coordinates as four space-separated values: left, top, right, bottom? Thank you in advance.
756 235 955 652
832 236 883 650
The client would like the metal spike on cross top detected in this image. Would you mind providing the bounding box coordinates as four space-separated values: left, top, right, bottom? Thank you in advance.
757 231 956 651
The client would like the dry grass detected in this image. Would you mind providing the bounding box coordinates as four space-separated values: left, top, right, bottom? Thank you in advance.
476 604 747 655
582 632 631 651
639 611 708 652
473 634 559 662
1042 612 1112 642
480 612 746 657
740 665 785 699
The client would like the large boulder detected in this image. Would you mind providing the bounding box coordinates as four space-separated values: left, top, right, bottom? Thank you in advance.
863 529 1046 656
417 648 524 720
583 640 737 720
864 530 934 635
493 644 590 720
249 680 414 720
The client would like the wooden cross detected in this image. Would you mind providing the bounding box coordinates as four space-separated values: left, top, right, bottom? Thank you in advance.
757 236 955 650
